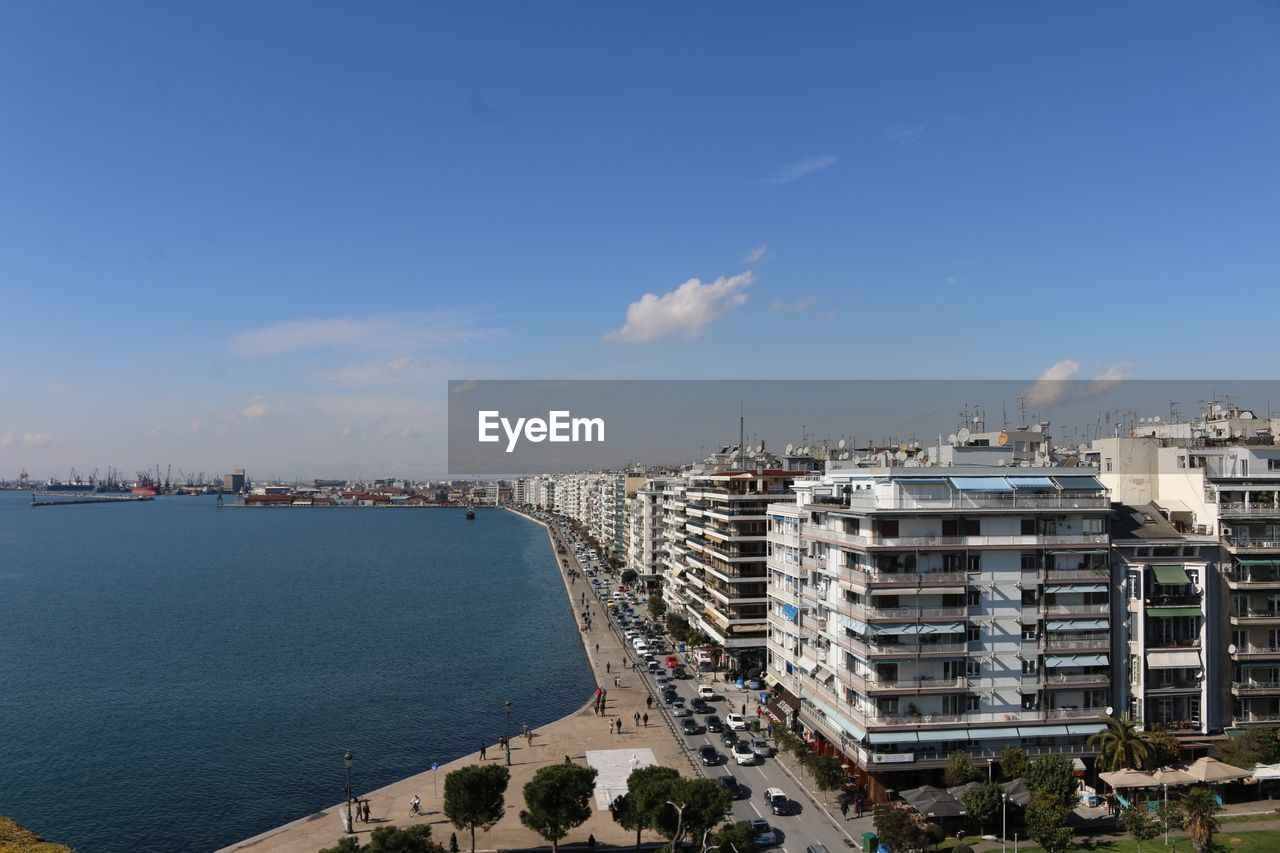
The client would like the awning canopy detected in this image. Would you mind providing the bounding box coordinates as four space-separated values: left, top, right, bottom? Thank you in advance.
1069 723 1108 735
1156 499 1192 515
1147 650 1201 669
1019 725 1070 737
870 622 966 636
1047 619 1108 631
1054 475 1105 491
1009 477 1056 489
970 727 1021 740
869 731 913 744
950 477 1013 492
780 603 799 621
1045 584 1108 594
1147 606 1201 618
1238 559 1280 567
916 729 969 743
1045 654 1109 667
1153 564 1192 585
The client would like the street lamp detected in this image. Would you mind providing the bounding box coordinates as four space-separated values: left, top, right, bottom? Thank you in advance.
988 757 994 782
1163 783 1169 846
505 699 513 766
344 751 354 834
1001 792 1008 853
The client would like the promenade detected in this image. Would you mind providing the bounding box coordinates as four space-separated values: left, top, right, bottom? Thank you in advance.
218 510 687 853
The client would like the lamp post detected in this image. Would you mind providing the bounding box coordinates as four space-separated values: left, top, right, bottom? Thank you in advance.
344 751 354 834
1001 792 1008 853
988 757 994 782
505 699 513 766
1163 783 1169 846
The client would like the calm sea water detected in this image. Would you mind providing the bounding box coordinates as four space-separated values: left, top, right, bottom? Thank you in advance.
0 493 594 852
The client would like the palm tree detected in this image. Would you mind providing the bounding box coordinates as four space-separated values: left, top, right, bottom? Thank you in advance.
1180 785 1221 853
1088 716 1152 771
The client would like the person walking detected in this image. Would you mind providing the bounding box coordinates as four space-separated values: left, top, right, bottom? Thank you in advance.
616 717 623 734
840 799 849 819
634 711 641 726
606 661 611 674
856 796 865 818
363 801 371 823
595 642 600 654
480 742 486 760
646 696 653 709
642 712 649 727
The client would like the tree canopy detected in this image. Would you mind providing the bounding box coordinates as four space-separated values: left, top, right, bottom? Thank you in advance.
962 782 1002 835
519 764 598 853
1089 717 1152 771
443 763 511 853
608 766 681 851
872 802 931 853
319 825 442 853
1025 791 1073 853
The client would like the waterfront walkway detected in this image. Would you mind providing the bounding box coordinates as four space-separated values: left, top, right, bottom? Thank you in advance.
218 510 688 853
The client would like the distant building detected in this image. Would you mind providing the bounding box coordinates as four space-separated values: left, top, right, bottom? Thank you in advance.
223 469 246 493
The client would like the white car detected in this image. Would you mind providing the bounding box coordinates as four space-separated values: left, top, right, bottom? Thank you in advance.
751 738 773 758
698 685 716 700
726 713 748 731
732 740 756 765
671 701 690 717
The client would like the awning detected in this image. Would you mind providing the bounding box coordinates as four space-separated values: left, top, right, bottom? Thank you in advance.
1009 477 1056 489
1147 606 1201 618
1156 499 1192 514
780 603 799 622
900 477 948 484
1045 654 1108 667
1153 565 1192 585
969 727 1021 740
1069 724 1108 735
1019 725 1070 737
869 731 914 744
763 687 799 725
1044 584 1108 594
1054 476 1105 491
1047 619 1108 631
950 477 1013 492
916 729 970 742
1238 559 1280 567
1147 650 1201 669
870 622 966 636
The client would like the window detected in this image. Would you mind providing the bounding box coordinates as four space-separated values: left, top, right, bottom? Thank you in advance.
967 625 981 643
966 659 981 677
966 695 980 711
1128 571 1140 600
1021 552 1039 571
1270 459 1280 471
1177 456 1187 469
1022 659 1038 675
1105 458 1113 472
967 590 981 607
879 519 899 537
1083 517 1106 534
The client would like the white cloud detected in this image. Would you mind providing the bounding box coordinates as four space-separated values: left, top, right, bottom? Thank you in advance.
887 124 926 147
770 155 837 184
0 431 13 447
227 311 491 357
744 245 767 264
769 296 821 313
1 430 52 447
323 356 439 387
603 272 754 343
945 275 958 285
1025 360 1135 408
240 396 272 420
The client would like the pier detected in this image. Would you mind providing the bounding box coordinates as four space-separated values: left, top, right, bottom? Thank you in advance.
30 493 155 507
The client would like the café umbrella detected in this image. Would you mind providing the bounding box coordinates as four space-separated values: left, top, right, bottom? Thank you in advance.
1185 756 1250 783
900 785 966 818
1099 768 1157 789
1148 767 1195 787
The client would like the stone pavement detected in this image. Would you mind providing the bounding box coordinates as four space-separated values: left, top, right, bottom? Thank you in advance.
217 511 690 853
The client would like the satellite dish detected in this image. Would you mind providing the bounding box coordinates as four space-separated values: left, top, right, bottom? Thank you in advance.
1153 415 1161 423
838 439 846 449
756 444 763 453
1078 444 1088 454
842 451 850 460
1105 706 1114 716
1031 424 1042 433
1228 643 1238 655
957 428 971 443
894 450 907 462
785 443 794 455
947 433 958 446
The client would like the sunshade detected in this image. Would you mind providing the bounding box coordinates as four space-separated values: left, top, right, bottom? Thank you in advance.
1147 607 1201 618
947 781 982 802
949 477 1013 492
1100 768 1156 788
1149 767 1196 786
900 785 965 818
1249 763 1280 781
999 778 1033 807
1153 565 1192 585
1185 756 1250 783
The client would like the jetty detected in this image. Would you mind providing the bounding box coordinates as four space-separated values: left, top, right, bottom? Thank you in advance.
30 493 155 507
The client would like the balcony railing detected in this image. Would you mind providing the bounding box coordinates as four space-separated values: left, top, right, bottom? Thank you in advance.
862 605 969 620
1037 568 1110 582
1227 538 1280 550
874 533 1110 549
1043 634 1110 650
1232 681 1280 695
1231 610 1280 621
1044 603 1110 616
1220 503 1280 517
864 676 966 692
1043 672 1111 685
859 706 1106 728
839 494 1110 512
1225 567 1280 585
1233 645 1280 658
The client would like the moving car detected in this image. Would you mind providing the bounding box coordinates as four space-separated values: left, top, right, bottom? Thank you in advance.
748 819 777 847
705 714 723 732
715 775 742 799
720 729 739 748
805 846 831 853
763 788 792 815
726 713 748 730
682 718 703 735
751 738 772 758
698 745 720 765
732 740 756 765
671 701 689 717
672 666 689 679
698 685 716 700
689 698 710 714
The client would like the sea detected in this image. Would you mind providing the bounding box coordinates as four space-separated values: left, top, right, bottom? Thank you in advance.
0 492 595 852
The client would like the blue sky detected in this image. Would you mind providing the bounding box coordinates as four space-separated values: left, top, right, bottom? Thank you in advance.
2 2 1278 478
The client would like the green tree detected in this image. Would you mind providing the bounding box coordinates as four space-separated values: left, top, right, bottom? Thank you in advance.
709 820 759 853
519 764 598 853
1155 799 1185 836
318 839 361 853
1088 716 1153 771
651 777 732 852
1180 785 1222 853
442 763 510 853
1119 805 1161 853
1025 791 1073 853
1025 754 1078 811
665 613 692 641
1143 726 1182 769
800 753 846 791
647 597 668 620
962 782 1002 835
621 569 639 585
998 745 1029 782
608 766 681 851
1217 725 1280 769
944 749 979 787
872 802 931 853
319 826 442 853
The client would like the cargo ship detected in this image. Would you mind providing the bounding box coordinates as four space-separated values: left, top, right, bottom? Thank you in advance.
132 473 161 497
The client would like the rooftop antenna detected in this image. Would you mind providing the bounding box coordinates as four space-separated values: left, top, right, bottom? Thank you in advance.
1019 395 1027 427
739 399 745 470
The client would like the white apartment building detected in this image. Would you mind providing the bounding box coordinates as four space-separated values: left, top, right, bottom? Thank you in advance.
766 467 1113 801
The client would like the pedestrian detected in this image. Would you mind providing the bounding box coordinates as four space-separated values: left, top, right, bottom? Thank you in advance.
856 797 865 818
840 799 849 818
616 717 623 734
643 712 649 727
363 800 371 823
606 661 611 674
588 834 597 853
609 719 615 734
480 742 487 760
595 643 600 654
521 722 529 736
742 702 747 715
634 711 641 726
526 730 533 746
646 696 653 709
450 832 459 853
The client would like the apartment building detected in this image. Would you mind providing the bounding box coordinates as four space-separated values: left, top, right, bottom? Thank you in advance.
627 476 680 583
766 467 1113 801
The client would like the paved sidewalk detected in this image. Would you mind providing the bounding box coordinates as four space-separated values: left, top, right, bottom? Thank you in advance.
218 512 688 852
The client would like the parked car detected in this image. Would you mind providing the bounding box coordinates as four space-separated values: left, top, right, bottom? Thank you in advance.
805 846 831 853
682 718 703 735
763 788 792 815
705 714 723 732
748 819 777 847
726 713 748 730
698 745 720 766
751 738 772 758
732 740 756 765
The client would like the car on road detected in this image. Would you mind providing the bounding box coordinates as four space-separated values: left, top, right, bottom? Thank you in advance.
726 713 748 730
705 714 723 732
672 666 689 679
689 698 710 714
655 671 671 684
720 729 739 748
805 845 831 853
682 718 703 735
732 740 755 765
647 660 660 673
763 788 793 815
698 745 720 765
751 738 772 758
671 701 689 717
665 655 680 668
698 685 716 700
715 775 743 799
748 819 777 847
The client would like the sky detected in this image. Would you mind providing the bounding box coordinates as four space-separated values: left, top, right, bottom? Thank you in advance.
1 2 1278 479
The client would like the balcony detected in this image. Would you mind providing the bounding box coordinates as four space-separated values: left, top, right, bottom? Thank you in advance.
839 493 1111 513
1146 678 1202 693
1232 681 1280 696
1042 671 1111 687
861 570 969 588
1225 566 1280 588
858 641 969 658
1234 713 1280 726
1227 537 1280 551
863 675 967 694
1042 634 1110 651
1037 568 1111 583
1230 610 1280 626
872 533 1110 549
862 605 969 621
1044 603 1110 616
1220 503 1280 518
1232 645 1280 659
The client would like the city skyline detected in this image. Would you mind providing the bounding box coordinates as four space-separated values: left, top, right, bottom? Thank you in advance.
3 3 1278 477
